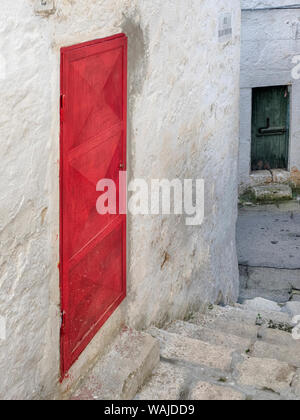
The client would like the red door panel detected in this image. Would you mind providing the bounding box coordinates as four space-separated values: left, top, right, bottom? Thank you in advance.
60 34 127 377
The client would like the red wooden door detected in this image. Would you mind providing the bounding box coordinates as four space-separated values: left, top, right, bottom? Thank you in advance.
60 34 127 377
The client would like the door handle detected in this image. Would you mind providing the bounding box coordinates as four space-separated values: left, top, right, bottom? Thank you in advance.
258 127 287 135
257 118 287 136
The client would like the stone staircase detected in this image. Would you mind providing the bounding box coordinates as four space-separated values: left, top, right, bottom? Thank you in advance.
70 328 160 400
70 200 300 401
70 298 300 401
135 298 300 400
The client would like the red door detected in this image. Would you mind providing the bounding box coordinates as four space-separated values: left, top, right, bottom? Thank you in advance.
60 34 127 377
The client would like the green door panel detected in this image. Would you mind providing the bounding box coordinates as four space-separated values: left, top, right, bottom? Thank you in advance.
251 86 289 170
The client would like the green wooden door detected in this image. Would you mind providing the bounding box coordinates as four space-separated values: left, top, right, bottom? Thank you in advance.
251 86 289 170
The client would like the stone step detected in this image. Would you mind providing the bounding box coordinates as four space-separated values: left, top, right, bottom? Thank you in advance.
271 169 291 184
240 297 282 313
235 300 294 326
138 301 300 401
136 360 249 401
138 325 300 400
135 361 186 400
70 328 160 400
189 381 245 400
166 317 299 359
204 303 292 324
258 327 297 347
190 310 259 341
136 358 288 400
250 170 273 187
271 169 291 185
169 305 298 356
148 327 234 371
240 297 300 321
190 305 294 340
236 356 297 396
239 298 300 327
252 340 300 368
251 184 293 202
239 265 300 303
165 320 252 352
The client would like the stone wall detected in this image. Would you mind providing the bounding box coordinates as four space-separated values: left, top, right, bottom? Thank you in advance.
0 0 241 399
240 0 300 191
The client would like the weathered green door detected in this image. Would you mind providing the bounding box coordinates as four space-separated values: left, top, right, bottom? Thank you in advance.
251 86 289 170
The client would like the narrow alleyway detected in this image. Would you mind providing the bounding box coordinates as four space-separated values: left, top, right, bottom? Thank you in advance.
238 201 300 302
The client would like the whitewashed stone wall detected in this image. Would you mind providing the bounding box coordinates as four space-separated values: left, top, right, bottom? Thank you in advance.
0 0 241 399
240 0 300 191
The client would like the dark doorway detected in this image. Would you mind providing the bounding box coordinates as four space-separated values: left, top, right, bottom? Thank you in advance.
251 85 290 171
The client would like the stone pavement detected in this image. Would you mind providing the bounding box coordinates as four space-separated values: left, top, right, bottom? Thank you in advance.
237 202 300 302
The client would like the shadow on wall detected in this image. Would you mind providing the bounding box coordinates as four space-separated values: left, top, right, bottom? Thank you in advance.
121 13 149 100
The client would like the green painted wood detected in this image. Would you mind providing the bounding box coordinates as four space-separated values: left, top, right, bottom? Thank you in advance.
251 86 289 170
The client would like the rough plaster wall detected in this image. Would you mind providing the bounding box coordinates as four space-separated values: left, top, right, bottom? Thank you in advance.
0 0 240 399
125 1 241 330
0 1 55 400
239 0 300 190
